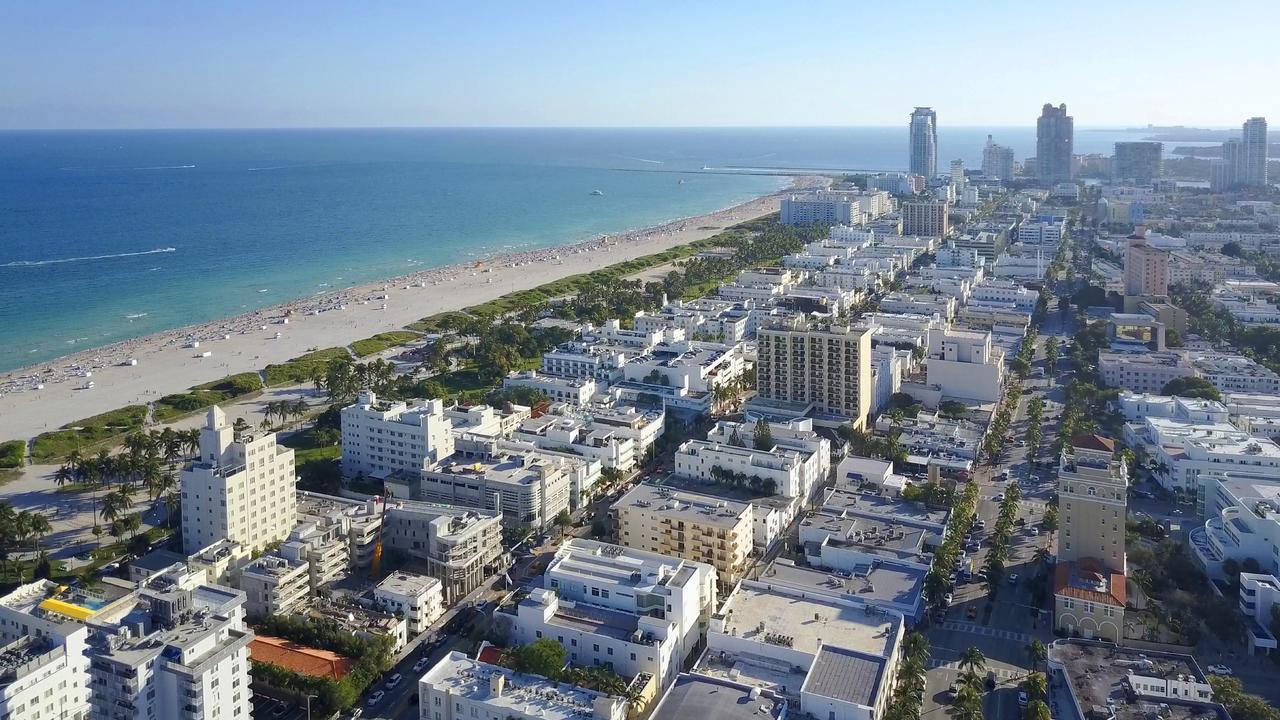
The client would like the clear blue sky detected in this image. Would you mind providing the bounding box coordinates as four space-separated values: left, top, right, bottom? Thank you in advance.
2 0 1276 130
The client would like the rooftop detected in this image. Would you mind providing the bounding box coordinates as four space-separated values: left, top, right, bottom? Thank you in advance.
376 571 441 598
761 560 925 614
714 583 899 659
802 645 886 708
1053 559 1126 607
421 651 623 720
650 674 786 720
613 483 751 528
548 539 707 593
249 636 352 679
1048 641 1225 720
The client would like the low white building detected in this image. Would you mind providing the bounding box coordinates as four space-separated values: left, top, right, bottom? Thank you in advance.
1187 352 1280 395
1098 351 1196 394
688 418 832 499
0 582 92 720
419 651 629 720
1192 478 1280 583
880 292 957 321
1125 416 1280 497
504 370 599 406
970 279 1038 313
1240 573 1280 654
240 553 310 618
373 571 443 634
925 329 1005 402
393 450 572 531
1016 220 1063 245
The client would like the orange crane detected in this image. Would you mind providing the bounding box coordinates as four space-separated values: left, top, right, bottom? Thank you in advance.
370 495 390 578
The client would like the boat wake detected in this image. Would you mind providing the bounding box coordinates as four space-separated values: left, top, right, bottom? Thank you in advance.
125 313 148 320
1 247 177 268
133 164 196 170
614 155 664 165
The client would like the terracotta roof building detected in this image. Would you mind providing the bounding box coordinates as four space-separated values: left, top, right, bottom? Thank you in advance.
249 636 353 679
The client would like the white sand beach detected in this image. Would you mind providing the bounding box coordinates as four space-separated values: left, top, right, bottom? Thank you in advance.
0 177 819 442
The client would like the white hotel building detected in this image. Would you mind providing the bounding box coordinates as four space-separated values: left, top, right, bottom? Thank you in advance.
340 392 454 479
688 418 832 499
418 651 628 720
0 582 92 720
181 406 297 556
1124 415 1280 500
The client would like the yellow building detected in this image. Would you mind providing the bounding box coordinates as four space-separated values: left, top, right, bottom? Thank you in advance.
610 484 752 588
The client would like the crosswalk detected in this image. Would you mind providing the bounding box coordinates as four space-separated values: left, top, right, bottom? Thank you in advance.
937 620 1032 643
926 659 1023 681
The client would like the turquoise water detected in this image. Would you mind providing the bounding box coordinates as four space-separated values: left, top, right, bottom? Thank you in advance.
0 127 1144 372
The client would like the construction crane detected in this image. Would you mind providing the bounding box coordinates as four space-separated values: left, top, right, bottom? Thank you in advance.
370 495 391 578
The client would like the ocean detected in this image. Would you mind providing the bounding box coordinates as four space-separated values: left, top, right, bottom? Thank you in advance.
0 126 1150 372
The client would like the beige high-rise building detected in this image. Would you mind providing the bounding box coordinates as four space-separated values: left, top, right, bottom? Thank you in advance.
1124 237 1169 297
181 406 297 555
756 318 873 430
1053 434 1128 642
611 483 752 588
900 200 951 237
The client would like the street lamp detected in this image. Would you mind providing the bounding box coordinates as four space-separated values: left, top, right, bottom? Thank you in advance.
304 693 317 720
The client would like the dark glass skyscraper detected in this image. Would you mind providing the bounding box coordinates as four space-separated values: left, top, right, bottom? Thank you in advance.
909 107 937 178
1036 103 1074 184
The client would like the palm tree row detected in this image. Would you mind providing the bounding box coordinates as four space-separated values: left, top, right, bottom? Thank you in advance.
883 632 930 720
983 484 1022 595
952 646 988 720
0 502 54 579
262 398 308 429
924 481 979 606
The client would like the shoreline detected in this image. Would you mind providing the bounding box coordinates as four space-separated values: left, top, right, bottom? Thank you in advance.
0 176 820 442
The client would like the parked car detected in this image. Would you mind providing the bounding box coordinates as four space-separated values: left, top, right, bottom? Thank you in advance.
1030 527 1040 536
413 656 432 673
386 673 403 690
993 493 1005 502
966 606 978 620
1206 664 1233 676
367 691 385 707
271 701 290 718
1008 573 1020 585
943 593 953 607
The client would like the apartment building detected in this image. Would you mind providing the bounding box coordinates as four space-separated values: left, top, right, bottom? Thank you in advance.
800 489 949 572
544 539 718 665
925 329 1005 402
541 341 631 382
691 418 831 499
503 370 599 406
900 200 950 237
280 512 351 591
0 582 91 720
239 554 310 619
512 413 638 472
754 318 873 429
632 299 752 343
391 450 571 530
611 484 753 587
780 190 891 226
1098 351 1196 394
372 572 443 635
1015 221 1063 245
879 292 957 320
296 491 384 571
418 651 629 720
1187 352 1280 394
1124 237 1170 297
1053 435 1128 642
1192 477 1280 580
181 406 297 555
381 500 506 603
86 564 254 720
340 392 455 479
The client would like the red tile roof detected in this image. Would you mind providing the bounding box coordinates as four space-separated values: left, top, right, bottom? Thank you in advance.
1071 434 1116 454
1054 559 1126 607
250 636 353 679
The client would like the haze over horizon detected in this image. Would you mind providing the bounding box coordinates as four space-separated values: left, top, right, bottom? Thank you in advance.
2 0 1277 131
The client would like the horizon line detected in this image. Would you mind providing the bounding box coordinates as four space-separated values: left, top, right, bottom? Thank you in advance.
0 123 1238 133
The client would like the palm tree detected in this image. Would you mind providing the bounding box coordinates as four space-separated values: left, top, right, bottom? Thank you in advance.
119 513 143 540
1024 700 1051 720
163 491 181 529
101 490 130 527
950 685 986 720
1020 672 1048 704
54 463 74 488
958 646 987 688
902 632 930 667
1027 639 1047 671
24 512 51 553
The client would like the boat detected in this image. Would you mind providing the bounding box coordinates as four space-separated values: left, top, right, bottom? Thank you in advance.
590 189 605 196
678 178 686 184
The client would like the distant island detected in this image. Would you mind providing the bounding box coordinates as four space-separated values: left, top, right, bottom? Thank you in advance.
1171 143 1280 157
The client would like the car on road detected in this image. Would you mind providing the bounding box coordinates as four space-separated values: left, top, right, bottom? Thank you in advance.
966 606 978 620
413 656 432 673
943 593 953 607
993 493 1005 502
1206 664 1233 676
367 691 385 707
985 671 996 690
385 673 403 690
946 683 959 700
1008 573 1019 585
975 520 987 530
347 710 363 719
1030 527 1040 536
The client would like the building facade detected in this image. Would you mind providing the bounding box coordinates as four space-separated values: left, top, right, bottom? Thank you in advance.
1036 103 1074 184
1113 142 1163 183
340 392 455 479
900 200 950 238
909 107 938 179
756 319 873 429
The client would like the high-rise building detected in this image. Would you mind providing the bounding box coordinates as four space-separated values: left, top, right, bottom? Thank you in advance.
1036 103 1074 184
909 107 937 179
1242 117 1268 187
1053 434 1128 642
1113 141 1163 183
181 406 297 555
755 318 873 429
1219 138 1245 190
1123 236 1170 297
949 159 965 185
900 199 951 237
982 135 1015 181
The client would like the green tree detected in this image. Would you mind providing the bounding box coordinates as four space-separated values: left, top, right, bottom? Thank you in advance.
752 418 773 451
1161 376 1221 401
554 509 573 539
1024 700 1051 720
513 638 568 678
1020 672 1047 703
1027 639 1047 670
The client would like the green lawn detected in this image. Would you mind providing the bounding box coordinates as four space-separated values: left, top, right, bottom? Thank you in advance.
0 440 24 469
31 405 149 462
262 347 350 387
153 372 264 422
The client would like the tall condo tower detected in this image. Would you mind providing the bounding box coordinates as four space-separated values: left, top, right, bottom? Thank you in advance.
1242 116 1268 187
1036 103 1074 184
909 107 938 179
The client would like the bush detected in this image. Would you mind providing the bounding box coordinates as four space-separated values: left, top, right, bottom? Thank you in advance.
0 440 24 469
350 331 421 358
153 372 263 421
263 347 350 387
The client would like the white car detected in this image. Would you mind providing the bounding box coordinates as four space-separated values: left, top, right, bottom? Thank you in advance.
1030 527 1040 536
1206 664 1233 676
943 593 954 607
366 691 385 707
993 493 1006 502
413 656 432 673
385 672 403 689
